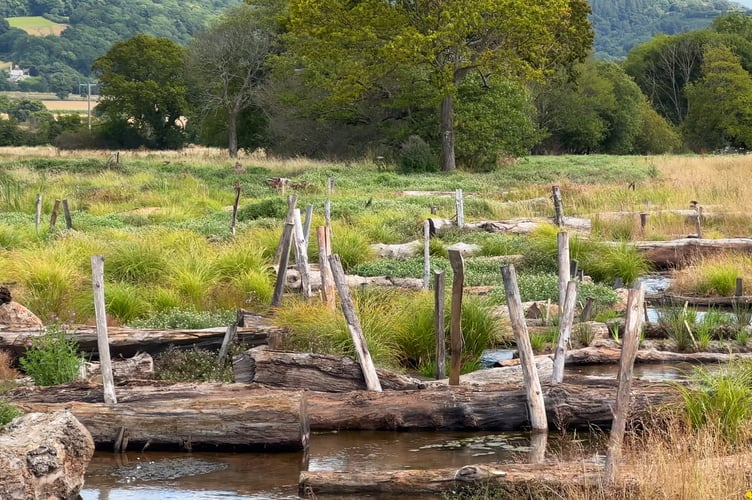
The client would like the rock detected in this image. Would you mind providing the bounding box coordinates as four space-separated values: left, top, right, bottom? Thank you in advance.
0 302 44 329
445 242 481 257
0 410 94 499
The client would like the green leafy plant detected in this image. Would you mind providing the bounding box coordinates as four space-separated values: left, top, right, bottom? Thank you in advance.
130 308 236 329
0 399 21 427
399 135 437 173
19 326 82 386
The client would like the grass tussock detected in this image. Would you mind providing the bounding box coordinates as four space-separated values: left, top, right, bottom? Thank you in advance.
671 253 752 297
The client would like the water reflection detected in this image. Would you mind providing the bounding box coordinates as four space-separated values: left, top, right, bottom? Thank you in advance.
81 430 602 499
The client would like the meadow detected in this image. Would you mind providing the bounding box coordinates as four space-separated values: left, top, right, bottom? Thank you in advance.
5 16 67 36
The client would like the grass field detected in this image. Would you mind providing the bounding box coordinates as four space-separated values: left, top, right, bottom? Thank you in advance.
0 91 96 115
6 16 67 36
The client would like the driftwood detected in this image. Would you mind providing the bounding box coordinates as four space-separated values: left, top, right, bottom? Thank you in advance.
84 352 154 381
0 411 94 500
628 238 752 268
0 314 281 358
565 345 752 365
11 383 310 452
235 348 425 391
428 216 592 235
300 461 606 497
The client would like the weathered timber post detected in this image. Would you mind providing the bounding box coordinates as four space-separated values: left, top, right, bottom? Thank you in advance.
62 199 72 229
454 189 464 229
434 270 446 380
218 311 241 365
423 220 431 289
293 209 312 298
324 200 332 233
604 283 646 483
558 232 570 313
736 277 744 297
34 194 42 233
271 222 294 307
91 255 117 405
570 259 578 279
317 226 336 310
502 264 547 431
448 250 465 385
273 195 297 267
329 254 382 392
50 199 61 228
552 280 578 385
552 185 564 227
528 430 548 465
639 212 648 238
327 177 335 196
230 181 241 236
302 203 314 244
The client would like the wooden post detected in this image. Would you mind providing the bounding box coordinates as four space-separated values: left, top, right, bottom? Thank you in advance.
552 185 564 227
218 321 238 366
62 199 72 229
639 212 648 238
454 189 464 229
230 181 241 236
570 259 578 280
324 199 332 233
34 194 42 233
273 195 297 267
91 255 117 405
317 226 336 310
557 232 570 312
736 277 743 297
614 277 624 289
50 199 60 228
423 220 431 289
581 296 595 322
501 264 547 431
271 222 294 307
448 250 465 386
328 254 382 392
695 206 703 238
528 430 548 465
327 177 335 196
434 270 446 380
293 209 311 298
302 204 314 244
430 206 438 215
604 283 646 483
552 280 578 385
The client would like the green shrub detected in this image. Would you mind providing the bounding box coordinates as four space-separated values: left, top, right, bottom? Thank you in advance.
106 282 151 324
399 135 437 173
106 240 170 284
19 327 82 386
237 198 288 221
0 399 21 426
129 308 235 329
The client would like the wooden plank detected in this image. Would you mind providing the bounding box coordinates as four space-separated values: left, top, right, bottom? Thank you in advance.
316 226 336 310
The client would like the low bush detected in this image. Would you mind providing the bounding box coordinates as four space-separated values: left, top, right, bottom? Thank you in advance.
19 326 82 386
399 135 437 173
129 308 236 329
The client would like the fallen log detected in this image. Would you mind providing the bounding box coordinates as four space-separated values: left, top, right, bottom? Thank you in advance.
0 410 94 500
299 461 606 497
0 315 282 358
565 345 752 365
10 379 678 440
649 294 752 307
11 383 310 452
235 348 425 391
84 352 154 381
428 216 591 235
627 238 752 268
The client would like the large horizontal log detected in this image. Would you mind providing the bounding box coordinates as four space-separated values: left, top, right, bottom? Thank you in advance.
565 345 752 365
649 294 752 307
236 348 426 391
11 378 678 439
0 314 282 358
12 383 309 452
0 410 94 500
628 237 752 268
428 216 591 235
299 461 605 497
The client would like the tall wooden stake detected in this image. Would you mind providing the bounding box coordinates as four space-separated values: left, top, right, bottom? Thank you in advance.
448 250 465 385
230 181 241 236
293 209 311 298
273 195 297 267
604 283 646 483
552 185 564 227
552 280 578 385
91 255 117 405
317 226 336 310
434 270 446 380
62 199 72 229
302 203 314 244
50 199 61 228
557 232 570 313
271 222 294 307
329 254 382 392
34 194 42 233
423 220 431 289
455 189 464 229
502 264 547 431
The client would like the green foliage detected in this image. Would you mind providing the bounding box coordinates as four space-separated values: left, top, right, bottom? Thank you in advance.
129 308 235 329
154 346 232 383
19 327 82 386
237 198 287 221
399 135 437 173
92 34 189 149
679 361 752 444
331 225 374 272
106 240 170 284
0 400 21 427
696 263 739 296
105 282 151 324
658 303 698 351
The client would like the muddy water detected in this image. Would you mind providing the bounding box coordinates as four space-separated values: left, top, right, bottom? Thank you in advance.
81 430 602 499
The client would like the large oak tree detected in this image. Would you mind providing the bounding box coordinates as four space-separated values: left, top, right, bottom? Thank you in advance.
278 0 592 171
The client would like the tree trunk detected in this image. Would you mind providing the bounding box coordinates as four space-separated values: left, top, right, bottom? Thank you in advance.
440 94 456 172
0 411 94 500
227 108 239 158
